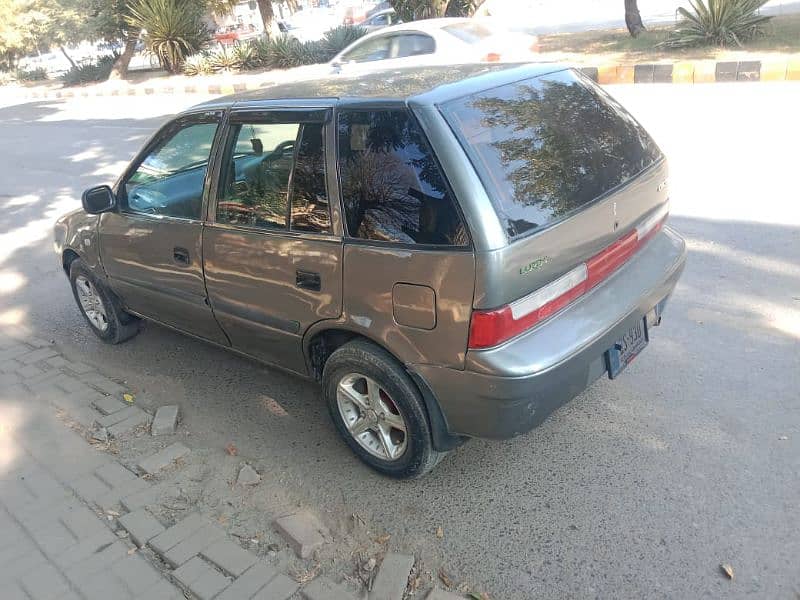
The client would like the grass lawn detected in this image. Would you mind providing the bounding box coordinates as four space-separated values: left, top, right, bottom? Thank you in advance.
537 13 800 64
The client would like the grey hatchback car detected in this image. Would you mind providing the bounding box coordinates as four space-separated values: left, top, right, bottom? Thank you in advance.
55 63 686 478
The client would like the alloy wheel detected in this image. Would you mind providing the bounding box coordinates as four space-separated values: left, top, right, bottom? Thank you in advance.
75 275 109 332
336 373 408 461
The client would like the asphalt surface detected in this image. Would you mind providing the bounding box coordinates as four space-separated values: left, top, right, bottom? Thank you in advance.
1 83 799 599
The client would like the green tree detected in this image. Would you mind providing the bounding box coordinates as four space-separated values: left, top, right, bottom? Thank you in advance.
0 1 48 70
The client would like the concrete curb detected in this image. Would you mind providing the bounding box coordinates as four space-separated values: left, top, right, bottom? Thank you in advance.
4 55 799 102
580 57 800 84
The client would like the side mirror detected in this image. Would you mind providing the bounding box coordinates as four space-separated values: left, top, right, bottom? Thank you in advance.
81 185 116 214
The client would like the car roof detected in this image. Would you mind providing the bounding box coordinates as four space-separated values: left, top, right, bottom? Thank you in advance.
190 62 569 110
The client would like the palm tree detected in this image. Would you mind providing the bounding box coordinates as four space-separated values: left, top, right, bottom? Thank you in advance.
625 0 646 37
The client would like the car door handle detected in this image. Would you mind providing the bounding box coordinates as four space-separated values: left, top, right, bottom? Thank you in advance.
296 270 321 291
173 247 191 266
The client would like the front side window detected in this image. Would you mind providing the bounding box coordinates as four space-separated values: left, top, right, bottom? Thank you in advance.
337 109 468 246
216 119 330 233
124 121 218 219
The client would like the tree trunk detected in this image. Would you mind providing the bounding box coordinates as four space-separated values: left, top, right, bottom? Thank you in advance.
109 38 137 80
624 0 646 37
59 45 77 69
255 0 274 32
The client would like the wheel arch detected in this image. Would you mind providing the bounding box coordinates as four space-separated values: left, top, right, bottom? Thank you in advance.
304 324 466 452
62 248 81 275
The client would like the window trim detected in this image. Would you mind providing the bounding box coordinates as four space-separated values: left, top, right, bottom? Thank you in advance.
333 105 472 250
115 110 224 223
207 107 337 237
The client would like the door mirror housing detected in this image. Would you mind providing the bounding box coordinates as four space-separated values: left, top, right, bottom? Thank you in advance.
82 185 116 214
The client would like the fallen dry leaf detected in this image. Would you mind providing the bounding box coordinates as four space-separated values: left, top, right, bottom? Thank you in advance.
127 547 137 555
225 442 238 456
122 393 134 404
720 563 734 580
438 568 454 588
435 526 444 539
375 533 391 544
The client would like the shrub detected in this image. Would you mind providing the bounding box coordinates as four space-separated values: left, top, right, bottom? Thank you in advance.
661 0 771 48
322 25 367 59
126 0 210 73
264 35 305 69
15 66 48 81
183 53 213 76
62 56 116 86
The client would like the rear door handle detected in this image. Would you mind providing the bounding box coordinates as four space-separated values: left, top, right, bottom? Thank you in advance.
173 247 190 266
296 270 321 291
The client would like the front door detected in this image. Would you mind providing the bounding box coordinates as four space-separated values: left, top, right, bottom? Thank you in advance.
99 113 228 344
202 108 343 374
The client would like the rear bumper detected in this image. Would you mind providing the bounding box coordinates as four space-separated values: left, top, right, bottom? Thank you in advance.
411 227 686 440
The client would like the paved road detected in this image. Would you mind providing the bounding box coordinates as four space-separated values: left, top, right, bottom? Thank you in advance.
1 83 799 599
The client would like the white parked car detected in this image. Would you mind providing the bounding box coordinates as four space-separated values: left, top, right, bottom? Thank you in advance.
329 18 540 74
361 8 401 32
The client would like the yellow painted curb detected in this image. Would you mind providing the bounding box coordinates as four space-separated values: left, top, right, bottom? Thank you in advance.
788 57 800 80
597 65 617 85
693 61 717 83
672 62 695 83
760 60 788 81
616 65 635 84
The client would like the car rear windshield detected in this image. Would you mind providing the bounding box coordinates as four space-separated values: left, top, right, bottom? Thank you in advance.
440 70 663 239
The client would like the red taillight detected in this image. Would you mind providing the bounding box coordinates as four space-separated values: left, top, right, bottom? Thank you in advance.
484 52 501 62
468 206 669 350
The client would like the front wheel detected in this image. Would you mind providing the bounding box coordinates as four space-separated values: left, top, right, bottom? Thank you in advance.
69 259 140 344
322 340 445 479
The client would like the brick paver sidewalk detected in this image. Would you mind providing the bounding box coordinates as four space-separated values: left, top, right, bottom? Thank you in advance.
0 330 450 600
1 335 183 599
0 331 391 600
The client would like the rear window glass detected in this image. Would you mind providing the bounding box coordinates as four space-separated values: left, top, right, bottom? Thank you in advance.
442 22 494 44
441 70 662 239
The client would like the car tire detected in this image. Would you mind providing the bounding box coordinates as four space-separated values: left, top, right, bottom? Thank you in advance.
322 340 445 479
69 259 140 344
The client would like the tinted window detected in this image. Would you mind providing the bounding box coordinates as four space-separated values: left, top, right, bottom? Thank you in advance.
394 34 435 57
216 121 300 230
124 122 218 219
337 109 468 246
342 36 392 63
442 70 662 238
290 123 330 233
217 120 330 233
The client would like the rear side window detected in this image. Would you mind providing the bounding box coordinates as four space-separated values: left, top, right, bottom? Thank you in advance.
441 70 662 239
337 109 468 246
395 34 435 57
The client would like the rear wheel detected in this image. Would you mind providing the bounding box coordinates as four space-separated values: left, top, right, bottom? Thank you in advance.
323 340 445 479
69 259 140 344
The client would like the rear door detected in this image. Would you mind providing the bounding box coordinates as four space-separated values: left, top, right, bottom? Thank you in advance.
202 107 343 374
99 112 228 344
336 107 475 368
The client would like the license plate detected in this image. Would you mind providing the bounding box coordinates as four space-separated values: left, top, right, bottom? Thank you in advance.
606 319 648 379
